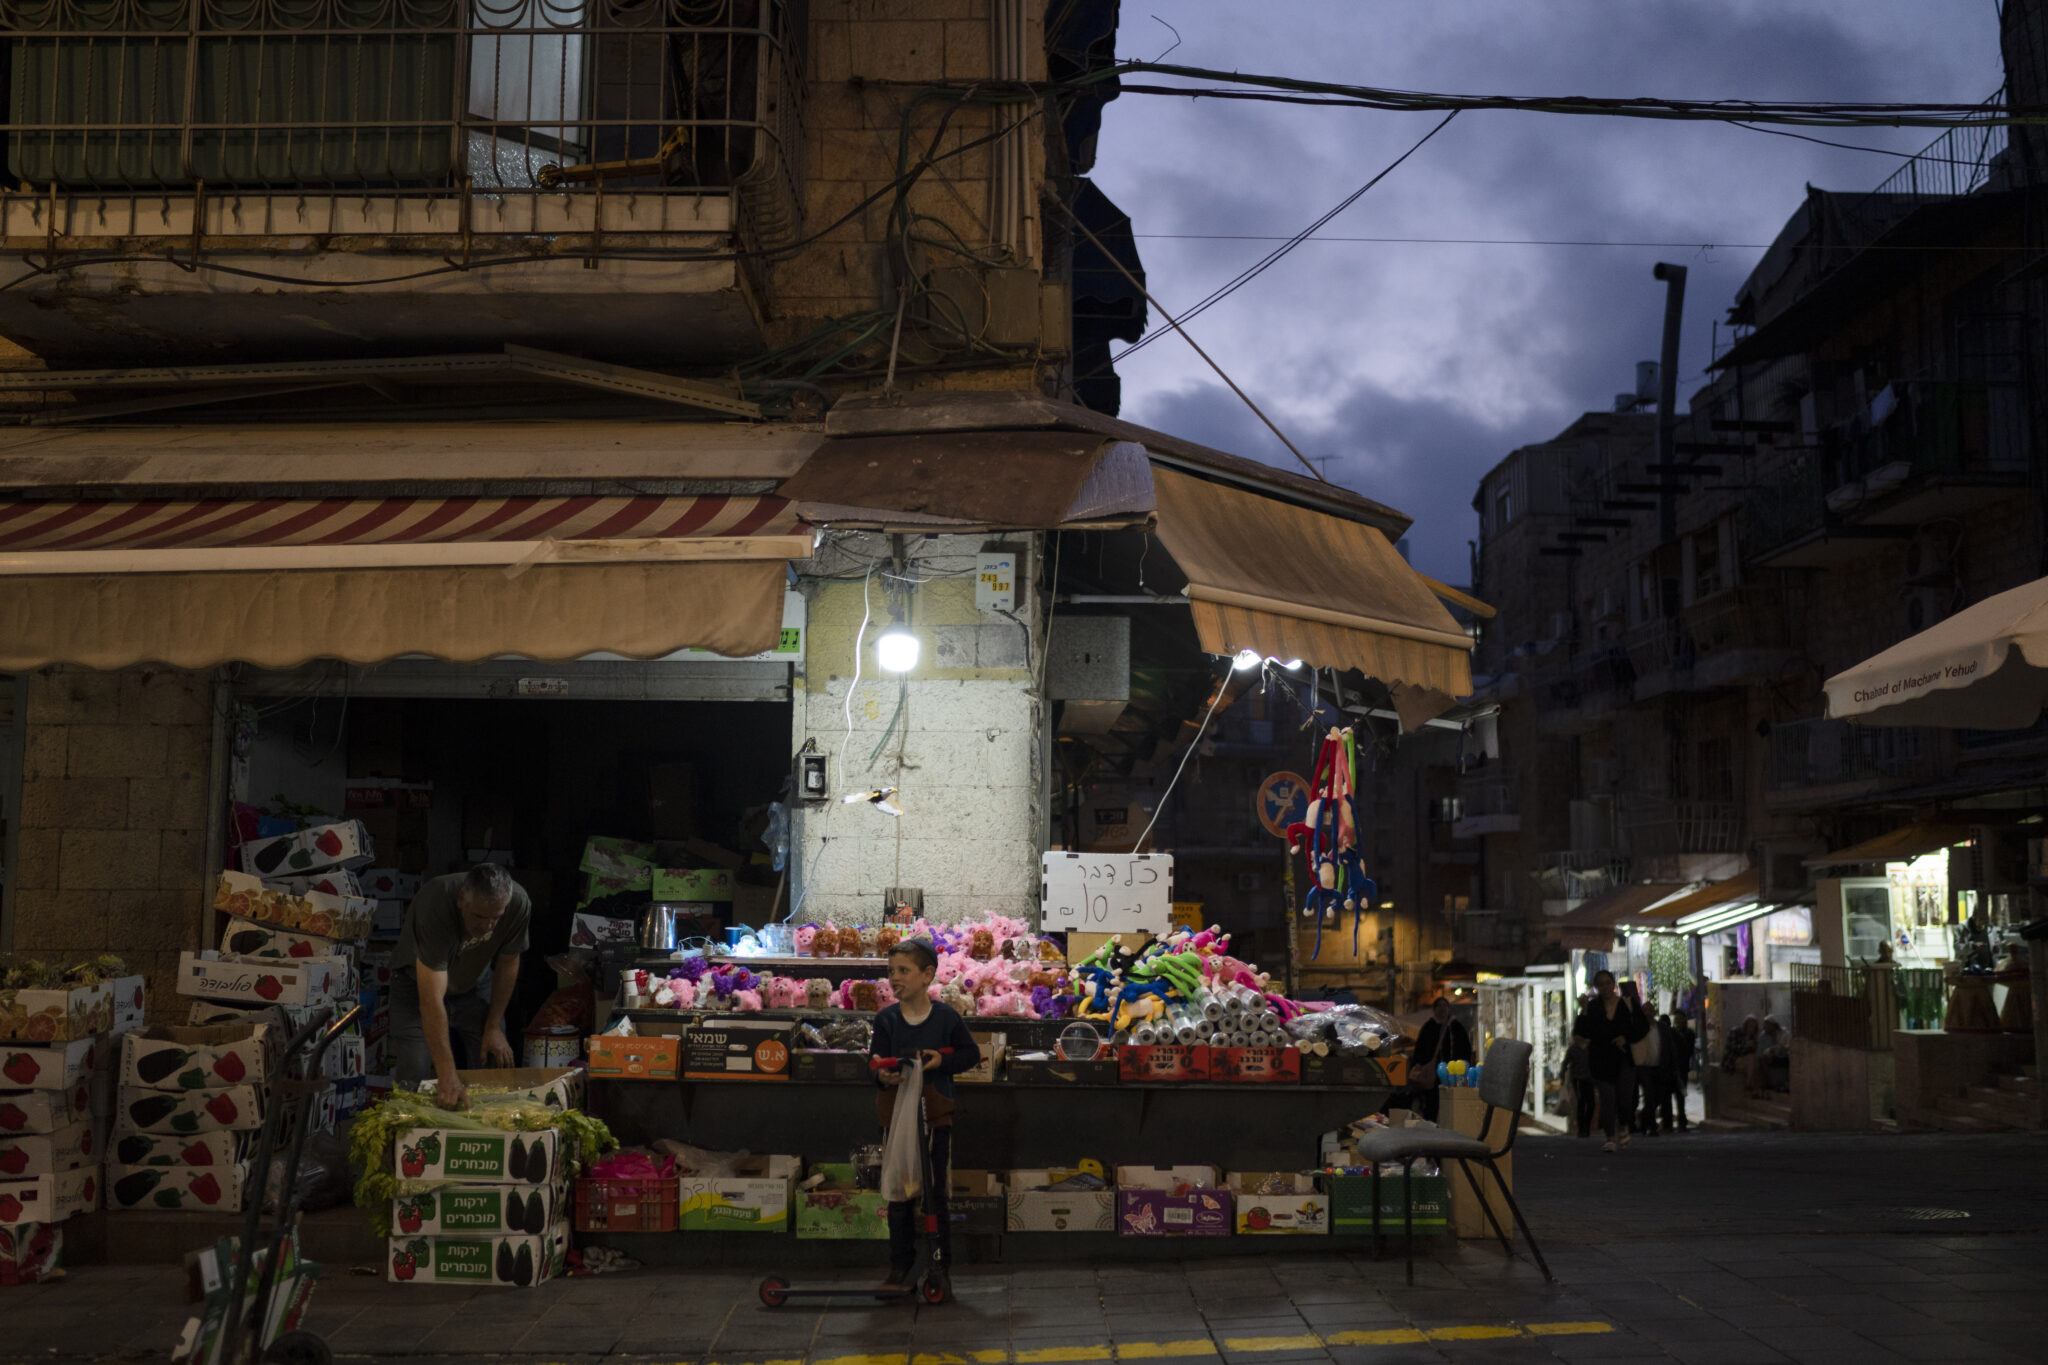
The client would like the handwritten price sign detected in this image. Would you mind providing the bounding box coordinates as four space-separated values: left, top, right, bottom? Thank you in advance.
1039 853 1174 933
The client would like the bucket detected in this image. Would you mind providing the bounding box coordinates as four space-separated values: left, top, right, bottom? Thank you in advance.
523 1024 582 1069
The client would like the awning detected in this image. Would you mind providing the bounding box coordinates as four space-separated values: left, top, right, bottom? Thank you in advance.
0 494 807 670
1824 573 2048 729
777 433 1154 529
1148 466 1474 703
1550 882 1689 951
1805 822 1972 869
1616 870 1761 931
1674 899 1778 937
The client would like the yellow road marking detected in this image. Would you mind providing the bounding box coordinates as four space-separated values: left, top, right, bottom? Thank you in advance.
1013 1349 1114 1363
1322 1329 1428 1346
815 1356 908 1365
1220 1337 1321 1352
1425 1326 1521 1340
1525 1322 1615 1336
1113 1343 1218 1359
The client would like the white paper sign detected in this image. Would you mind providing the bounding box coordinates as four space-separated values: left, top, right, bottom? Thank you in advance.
1039 853 1174 933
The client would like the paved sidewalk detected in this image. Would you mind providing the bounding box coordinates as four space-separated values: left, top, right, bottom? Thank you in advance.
6 1131 2046 1363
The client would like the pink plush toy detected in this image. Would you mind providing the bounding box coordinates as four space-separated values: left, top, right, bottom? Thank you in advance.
656 978 696 1009
874 981 896 1008
734 989 763 1012
794 925 817 956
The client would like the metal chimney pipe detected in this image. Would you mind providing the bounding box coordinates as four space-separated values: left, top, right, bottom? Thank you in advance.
1651 263 1688 545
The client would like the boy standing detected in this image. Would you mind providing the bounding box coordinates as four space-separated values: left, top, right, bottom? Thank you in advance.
870 939 980 1289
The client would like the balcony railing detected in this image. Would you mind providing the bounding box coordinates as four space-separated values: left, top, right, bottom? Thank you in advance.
1767 717 1938 793
1619 797 1744 856
1457 764 1517 819
1534 849 1630 901
0 0 806 247
1454 910 1526 954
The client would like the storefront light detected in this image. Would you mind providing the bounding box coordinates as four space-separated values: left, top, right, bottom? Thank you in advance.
876 627 920 673
1232 648 1262 670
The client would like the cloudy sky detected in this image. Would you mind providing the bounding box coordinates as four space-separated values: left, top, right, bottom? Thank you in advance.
1088 1 2005 585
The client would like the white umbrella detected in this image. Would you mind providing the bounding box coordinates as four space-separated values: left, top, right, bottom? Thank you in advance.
1825 574 2048 729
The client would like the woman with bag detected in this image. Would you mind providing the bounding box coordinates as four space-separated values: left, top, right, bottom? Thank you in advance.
1408 995 1474 1123
1571 971 1650 1153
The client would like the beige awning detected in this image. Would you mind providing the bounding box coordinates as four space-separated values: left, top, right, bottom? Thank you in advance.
1551 882 1689 951
1805 823 1972 868
1617 870 1760 930
778 433 1155 529
1148 467 1474 701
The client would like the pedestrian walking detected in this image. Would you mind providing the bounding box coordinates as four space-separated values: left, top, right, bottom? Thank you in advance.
1571 970 1651 1153
1668 1012 1697 1131
1563 1026 1596 1138
1408 995 1474 1124
1644 1013 1685 1133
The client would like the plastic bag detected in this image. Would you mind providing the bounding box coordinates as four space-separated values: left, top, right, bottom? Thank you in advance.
528 955 597 1037
879 1058 924 1203
650 1140 750 1179
1285 1002 1402 1053
763 801 791 873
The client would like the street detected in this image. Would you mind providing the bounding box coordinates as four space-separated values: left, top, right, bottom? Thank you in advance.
7 1130 2046 1364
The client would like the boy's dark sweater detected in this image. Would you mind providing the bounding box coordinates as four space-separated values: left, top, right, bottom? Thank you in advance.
869 999 980 1097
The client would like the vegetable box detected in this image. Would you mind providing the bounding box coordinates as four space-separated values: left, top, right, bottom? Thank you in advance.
1327 1172 1450 1238
651 868 733 902
113 1084 264 1136
0 980 114 1044
122 1024 269 1092
0 1119 96 1177
0 1086 88 1136
108 1130 246 1169
176 952 347 1008
387 1223 568 1286
0 1036 101 1091
217 915 346 962
0 1167 99 1224
393 1183 564 1236
392 1128 561 1184
1005 1171 1117 1232
212 870 375 942
238 819 375 877
106 1162 250 1212
793 1164 887 1241
1225 1172 1329 1235
431 1068 585 1112
0 1221 63 1286
588 1035 680 1081
110 976 148 1035
682 1021 794 1080
677 1155 799 1232
357 869 423 900
1114 1165 1233 1237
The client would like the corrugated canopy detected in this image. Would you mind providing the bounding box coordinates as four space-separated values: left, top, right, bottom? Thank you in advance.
1617 870 1761 930
1148 466 1474 704
778 433 1154 529
1551 882 1689 951
1805 823 1972 868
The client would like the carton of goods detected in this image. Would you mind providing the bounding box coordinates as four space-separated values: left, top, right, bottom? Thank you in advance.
393 1128 560 1184
122 1024 269 1092
1115 1164 1233 1237
1212 1046 1302 1084
949 1169 1007 1235
0 1086 87 1136
651 868 734 902
0 979 114 1043
1226 1172 1329 1235
266 870 365 900
387 1222 568 1286
677 1155 799 1233
345 780 433 811
0 1119 96 1176
1005 1170 1116 1232
789 1050 869 1084
110 976 148 1034
579 836 654 881
1005 1046 1118 1085
176 952 345 1008
108 1130 245 1169
1116 1044 1211 1084
214 871 374 942
793 1163 887 1240
0 1166 98 1223
1297 1053 1389 1088
683 1020 794 1080
238 819 374 876
373 901 406 936
956 1033 1006 1083
218 916 345 962
394 1183 563 1236
106 1161 250 1212
0 1221 63 1286
0 1037 101 1091
568 913 637 949
439 1068 584 1112
115 1085 262 1136
587 1035 680 1081
358 868 424 901
1327 1172 1449 1238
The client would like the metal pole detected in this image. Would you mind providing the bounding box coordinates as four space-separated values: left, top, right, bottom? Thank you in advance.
1651 263 1688 546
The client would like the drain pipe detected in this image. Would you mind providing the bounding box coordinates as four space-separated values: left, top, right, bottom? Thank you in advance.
1652 263 1688 546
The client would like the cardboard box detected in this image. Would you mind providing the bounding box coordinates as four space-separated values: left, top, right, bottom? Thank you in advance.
114 1084 263 1136
1005 1051 1118 1085
1328 1172 1449 1238
0 1037 101 1091
949 1169 1007 1236
442 1068 584 1112
1441 1085 1512 1239
239 819 374 876
0 1119 96 1176
1212 1047 1302 1085
580 837 655 881
176 952 346 1008
108 1130 244 1169
677 1155 799 1232
121 1024 269 1092
218 915 345 962
357 807 430 874
394 1183 564 1235
213 870 375 941
0 980 114 1043
1005 1171 1116 1232
0 1167 98 1223
794 1164 887 1240
1379 1055 1409 1087
267 870 365 900
393 1128 560 1184
587 1035 680 1081
373 901 406 936
568 913 637 949
0 1086 87 1136
110 976 148 1034
344 779 433 811
652 868 734 902
0 1221 63 1286
1115 1165 1232 1237
1117 1045 1211 1084
789 1050 869 1084
359 869 424 901
107 1161 250 1212
387 1223 568 1286
683 1020 794 1080
1298 1053 1390 1088
1226 1172 1328 1235
957 1033 1005 1083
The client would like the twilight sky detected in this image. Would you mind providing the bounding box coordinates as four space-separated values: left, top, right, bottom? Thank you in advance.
1088 1 2004 586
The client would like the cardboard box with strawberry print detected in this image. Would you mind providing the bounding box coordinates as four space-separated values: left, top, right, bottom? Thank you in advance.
0 1085 88 1136
113 1084 262 1136
108 1130 245 1169
358 869 423 901
106 1161 249 1212
0 1220 63 1285
238 819 375 877
392 1182 563 1236
121 1024 269 1092
0 1119 96 1177
175 952 346 1009
0 1037 101 1091
214 870 375 942
387 1222 567 1286
0 1167 99 1224
217 916 346 963
393 1128 560 1184
0 981 114 1044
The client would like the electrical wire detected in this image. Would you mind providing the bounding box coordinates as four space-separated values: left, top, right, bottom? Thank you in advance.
1131 671 1230 853
842 562 875 763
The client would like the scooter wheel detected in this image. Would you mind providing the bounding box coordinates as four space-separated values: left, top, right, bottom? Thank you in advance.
263 1331 334 1365
759 1276 790 1308
921 1273 948 1306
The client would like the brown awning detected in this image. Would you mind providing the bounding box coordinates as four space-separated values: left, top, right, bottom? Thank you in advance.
1149 467 1474 701
1805 823 1972 868
1619 870 1761 929
778 433 1155 529
1551 882 1689 951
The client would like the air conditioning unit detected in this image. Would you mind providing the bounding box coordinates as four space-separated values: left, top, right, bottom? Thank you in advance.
1952 826 2029 892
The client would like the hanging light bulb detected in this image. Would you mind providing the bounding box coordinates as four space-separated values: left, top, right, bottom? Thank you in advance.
1232 648 1262 670
1281 658 1304 670
876 627 920 673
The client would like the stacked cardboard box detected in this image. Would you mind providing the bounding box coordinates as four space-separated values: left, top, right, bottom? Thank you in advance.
0 1028 105 1280
387 1127 568 1286
106 1023 271 1212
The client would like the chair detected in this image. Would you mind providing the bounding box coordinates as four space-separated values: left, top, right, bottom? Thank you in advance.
1357 1037 1551 1285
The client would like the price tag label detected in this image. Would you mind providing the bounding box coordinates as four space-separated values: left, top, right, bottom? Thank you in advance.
1039 852 1174 933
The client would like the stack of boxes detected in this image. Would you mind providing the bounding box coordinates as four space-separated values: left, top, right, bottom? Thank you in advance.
106 1021 271 1213
386 1125 568 1286
355 866 422 1103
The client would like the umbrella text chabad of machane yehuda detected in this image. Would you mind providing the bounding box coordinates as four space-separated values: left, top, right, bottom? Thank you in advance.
1825 574 2048 730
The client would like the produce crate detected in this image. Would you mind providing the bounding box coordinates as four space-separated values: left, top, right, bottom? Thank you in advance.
575 1176 679 1233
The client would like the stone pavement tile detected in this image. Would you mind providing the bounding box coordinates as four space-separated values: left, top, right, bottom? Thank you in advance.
1103 1314 1209 1339
1217 1350 1332 1365
1662 1341 1791 1365
1708 1302 1831 1330
1883 1335 2035 1363
1743 1325 1882 1355
1325 1348 1451 1365
1542 1331 1673 1361
1757 1273 1857 1299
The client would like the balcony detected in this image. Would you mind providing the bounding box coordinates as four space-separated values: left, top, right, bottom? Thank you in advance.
1533 849 1630 902
1619 796 1744 857
0 0 806 364
1452 764 1519 838
1766 716 1942 808
1453 909 1527 960
1533 642 1635 732
1684 584 1799 688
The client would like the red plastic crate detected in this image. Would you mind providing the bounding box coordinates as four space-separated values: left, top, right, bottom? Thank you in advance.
574 1176 679 1233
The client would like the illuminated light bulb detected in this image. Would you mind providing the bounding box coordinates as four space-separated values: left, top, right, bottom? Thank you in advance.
876 628 920 673
1232 648 1261 670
